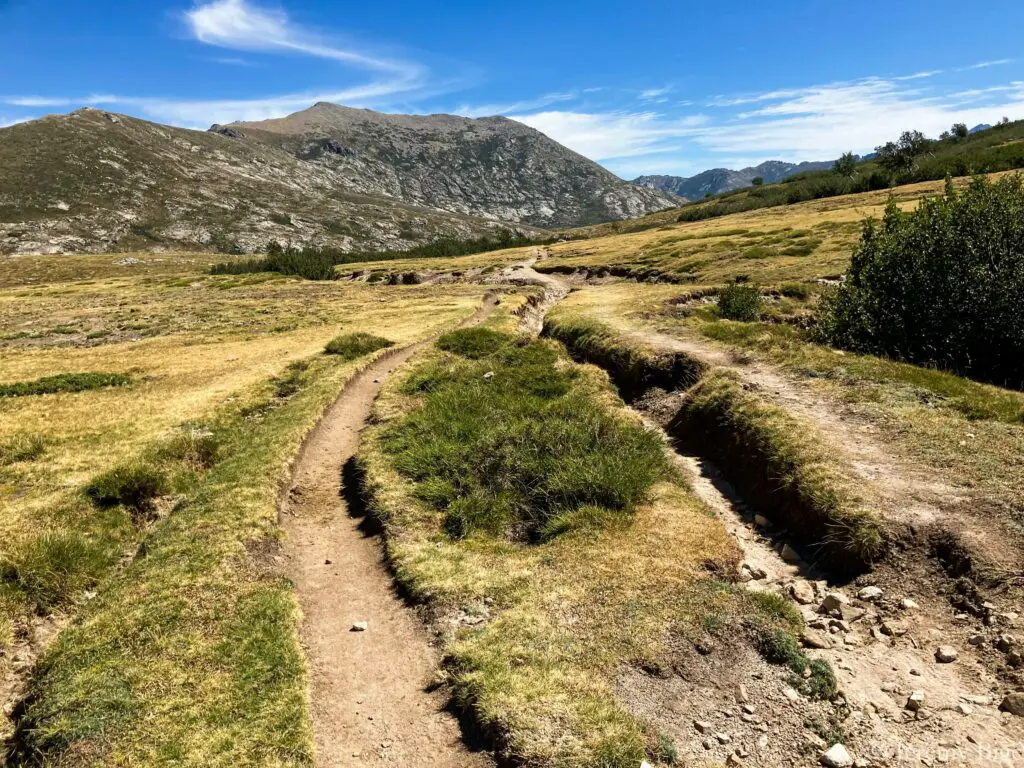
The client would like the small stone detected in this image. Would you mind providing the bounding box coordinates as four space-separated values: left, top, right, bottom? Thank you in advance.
935 646 959 663
1008 650 1023 668
741 713 759 724
736 683 749 703
880 621 907 637
483 371 495 380
957 703 973 715
857 586 884 602
757 734 769 749
1000 692 1024 716
910 668 921 676
715 732 732 745
801 630 832 649
791 582 816 605
351 621 369 632
695 639 715 655
968 633 986 646
782 685 801 702
900 598 919 610
819 593 850 616
996 634 1015 652
820 743 854 768
742 563 768 580
741 704 755 715
754 514 772 528
906 691 926 711
854 759 873 768
324 559 333 565
781 543 802 563
702 738 714 750
726 754 744 767
829 619 851 633
694 720 713 734
997 612 1019 627
735 746 750 758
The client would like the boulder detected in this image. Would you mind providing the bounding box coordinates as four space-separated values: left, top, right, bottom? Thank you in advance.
935 646 959 663
820 743 854 768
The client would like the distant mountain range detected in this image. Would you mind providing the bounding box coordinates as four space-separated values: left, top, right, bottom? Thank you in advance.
633 160 836 201
0 103 676 256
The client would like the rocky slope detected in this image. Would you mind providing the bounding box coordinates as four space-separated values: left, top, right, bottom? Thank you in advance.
635 159 835 201
0 104 675 256
219 103 677 229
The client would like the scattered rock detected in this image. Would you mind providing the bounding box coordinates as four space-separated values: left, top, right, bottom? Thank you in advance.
801 630 832 649
702 738 714 750
820 593 850 617
780 543 802 563
906 691 926 712
726 754 744 767
1008 650 1023 667
935 646 959 663
324 559 333 565
956 703 974 715
483 371 495 380
968 633 986 646
1000 692 1024 716
899 598 919 610
820 743 854 768
694 720 713 734
791 582 816 605
782 686 801 702
351 621 369 632
857 586 884 602
754 514 771 528
742 564 768 580
880 621 907 637
996 634 1015 652
715 732 732 745
757 734 769 749
741 704 755 715
736 684 749 704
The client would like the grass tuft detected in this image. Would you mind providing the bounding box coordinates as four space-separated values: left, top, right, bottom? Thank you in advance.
159 428 222 472
323 332 395 361
85 463 169 522
0 372 132 398
0 433 46 466
753 626 837 700
1 531 111 610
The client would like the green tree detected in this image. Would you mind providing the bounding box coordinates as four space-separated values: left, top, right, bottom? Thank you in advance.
832 152 857 177
751 176 764 186
875 130 932 174
952 122 969 139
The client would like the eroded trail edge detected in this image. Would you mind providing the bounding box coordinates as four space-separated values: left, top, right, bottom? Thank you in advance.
280 298 497 768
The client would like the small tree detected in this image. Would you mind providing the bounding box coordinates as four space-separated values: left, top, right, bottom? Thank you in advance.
832 152 857 177
875 130 932 175
751 176 764 186
952 122 969 139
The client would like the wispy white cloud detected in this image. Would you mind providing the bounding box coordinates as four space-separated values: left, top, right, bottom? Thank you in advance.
512 110 708 161
452 92 576 118
961 58 1015 70
211 56 256 66
3 0 433 127
639 86 672 103
893 69 944 81
0 115 35 128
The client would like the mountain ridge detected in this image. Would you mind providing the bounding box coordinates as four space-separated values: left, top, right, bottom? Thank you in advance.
634 159 835 200
0 103 676 256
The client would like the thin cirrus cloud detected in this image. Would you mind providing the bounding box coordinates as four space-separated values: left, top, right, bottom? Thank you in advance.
3 0 436 127
452 92 577 119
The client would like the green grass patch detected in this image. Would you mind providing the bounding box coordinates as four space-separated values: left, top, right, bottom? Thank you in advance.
382 330 669 540
754 626 837 700
0 531 113 611
323 331 394 361
0 372 132 398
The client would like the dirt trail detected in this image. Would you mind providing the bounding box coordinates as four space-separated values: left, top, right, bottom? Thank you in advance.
280 298 498 768
492 248 570 335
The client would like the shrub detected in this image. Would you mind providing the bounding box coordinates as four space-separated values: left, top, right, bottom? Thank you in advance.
85 463 169 521
382 334 669 540
323 332 394 361
717 283 763 321
1 531 110 610
754 626 837 700
818 175 1024 389
0 372 131 398
0 434 46 466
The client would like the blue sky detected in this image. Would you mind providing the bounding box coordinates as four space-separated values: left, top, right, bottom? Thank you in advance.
2 0 1023 178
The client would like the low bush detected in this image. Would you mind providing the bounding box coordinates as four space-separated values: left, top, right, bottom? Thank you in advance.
1 531 110 610
382 331 670 540
818 175 1024 390
85 463 169 522
717 283 763 321
323 332 395 361
0 372 131 398
779 282 811 300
